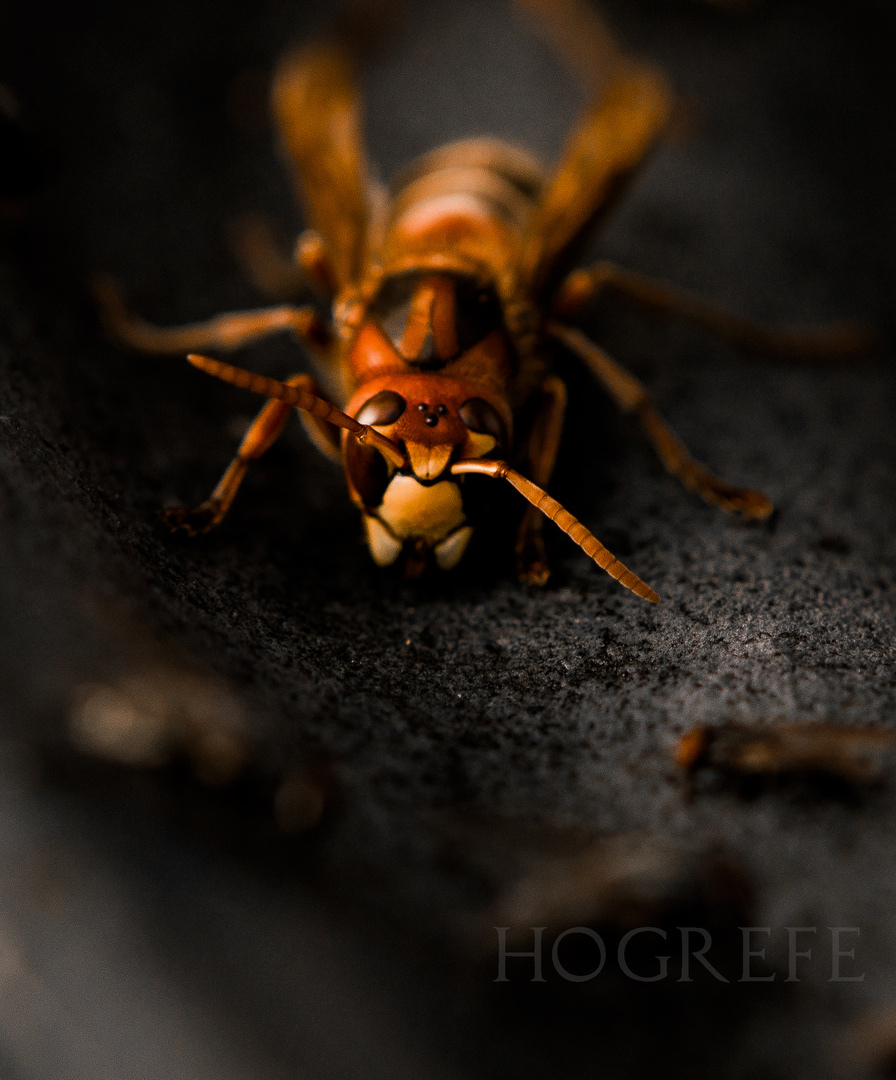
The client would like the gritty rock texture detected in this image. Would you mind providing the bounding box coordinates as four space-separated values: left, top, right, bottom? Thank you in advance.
0 0 894 1077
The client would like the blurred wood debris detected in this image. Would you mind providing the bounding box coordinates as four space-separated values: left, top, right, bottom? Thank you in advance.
440 820 752 955
69 666 250 785
487 837 750 947
68 664 336 836
844 1003 896 1077
677 723 896 785
274 758 337 834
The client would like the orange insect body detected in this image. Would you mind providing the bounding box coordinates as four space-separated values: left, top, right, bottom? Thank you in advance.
321 125 613 580
97 0 864 600
340 205 524 571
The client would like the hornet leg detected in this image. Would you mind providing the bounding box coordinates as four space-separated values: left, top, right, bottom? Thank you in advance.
553 260 874 360
94 276 331 358
165 373 339 535
550 322 773 520
515 374 568 585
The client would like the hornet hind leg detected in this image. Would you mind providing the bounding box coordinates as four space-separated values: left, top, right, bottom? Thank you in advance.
550 322 773 521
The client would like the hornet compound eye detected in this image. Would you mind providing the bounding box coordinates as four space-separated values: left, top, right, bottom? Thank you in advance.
355 390 407 426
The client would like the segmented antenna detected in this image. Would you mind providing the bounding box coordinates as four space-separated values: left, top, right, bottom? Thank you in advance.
186 354 406 467
451 458 659 602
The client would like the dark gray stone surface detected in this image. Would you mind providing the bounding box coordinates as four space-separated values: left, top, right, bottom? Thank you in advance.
0 0 894 1077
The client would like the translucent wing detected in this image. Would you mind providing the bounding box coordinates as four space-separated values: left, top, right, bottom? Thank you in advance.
514 0 672 295
271 41 373 291
523 70 670 295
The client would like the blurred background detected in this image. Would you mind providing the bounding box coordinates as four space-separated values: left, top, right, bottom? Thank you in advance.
0 0 894 1076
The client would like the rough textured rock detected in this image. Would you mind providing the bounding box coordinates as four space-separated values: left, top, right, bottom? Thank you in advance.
0 0 894 1077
